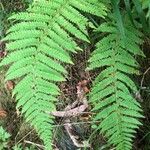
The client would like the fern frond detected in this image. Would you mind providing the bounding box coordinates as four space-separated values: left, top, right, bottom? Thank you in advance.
88 20 144 150
0 0 107 149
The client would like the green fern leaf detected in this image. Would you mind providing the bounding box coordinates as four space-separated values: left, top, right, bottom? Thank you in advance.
1 0 107 149
88 19 144 150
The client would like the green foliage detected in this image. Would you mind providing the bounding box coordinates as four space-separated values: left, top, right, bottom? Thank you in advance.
87 1 150 148
0 0 106 149
0 2 5 38
88 13 145 150
141 0 150 25
24 0 33 4
13 144 35 150
0 126 10 150
13 144 24 150
0 0 31 39
0 126 34 150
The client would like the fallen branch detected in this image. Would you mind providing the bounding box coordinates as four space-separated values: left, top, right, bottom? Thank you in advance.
50 100 88 117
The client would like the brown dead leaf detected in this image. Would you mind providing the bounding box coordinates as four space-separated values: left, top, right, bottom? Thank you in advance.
5 80 15 91
0 110 7 118
0 51 4 58
77 80 90 97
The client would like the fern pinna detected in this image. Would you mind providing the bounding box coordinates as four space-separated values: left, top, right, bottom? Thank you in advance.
0 0 106 149
88 18 144 149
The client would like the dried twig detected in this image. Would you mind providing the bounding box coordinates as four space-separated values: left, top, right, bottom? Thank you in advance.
134 66 150 102
50 97 88 117
50 104 88 117
140 67 150 89
24 140 45 149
